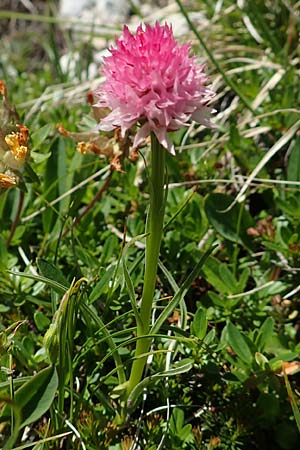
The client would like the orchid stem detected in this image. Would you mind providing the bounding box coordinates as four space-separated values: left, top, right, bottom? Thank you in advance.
125 132 166 402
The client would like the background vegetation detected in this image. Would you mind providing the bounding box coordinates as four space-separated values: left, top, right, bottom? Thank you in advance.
0 0 300 449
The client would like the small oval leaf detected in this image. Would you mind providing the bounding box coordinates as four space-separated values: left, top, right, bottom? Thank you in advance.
226 322 253 365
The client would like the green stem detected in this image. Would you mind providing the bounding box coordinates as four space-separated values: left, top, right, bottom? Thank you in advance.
125 132 166 401
9 353 14 435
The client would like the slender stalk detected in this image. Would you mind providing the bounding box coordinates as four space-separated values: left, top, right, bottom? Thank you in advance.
81 302 127 386
9 353 14 435
125 133 166 401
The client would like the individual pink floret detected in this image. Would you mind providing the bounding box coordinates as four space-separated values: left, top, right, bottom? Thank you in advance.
94 22 215 155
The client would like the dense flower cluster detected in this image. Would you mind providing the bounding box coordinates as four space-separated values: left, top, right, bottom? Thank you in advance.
94 22 215 154
0 127 29 189
0 81 29 190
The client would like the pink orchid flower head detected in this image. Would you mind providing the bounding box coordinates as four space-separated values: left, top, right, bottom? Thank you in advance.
94 22 215 155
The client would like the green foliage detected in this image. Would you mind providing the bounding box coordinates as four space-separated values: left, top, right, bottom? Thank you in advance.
169 408 195 448
205 193 254 249
1 366 58 428
1 0 300 449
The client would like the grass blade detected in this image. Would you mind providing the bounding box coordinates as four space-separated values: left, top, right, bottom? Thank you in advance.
127 359 193 412
282 367 300 433
151 245 217 335
175 0 255 114
228 119 300 208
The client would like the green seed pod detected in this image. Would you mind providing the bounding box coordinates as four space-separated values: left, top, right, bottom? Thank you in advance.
43 322 59 364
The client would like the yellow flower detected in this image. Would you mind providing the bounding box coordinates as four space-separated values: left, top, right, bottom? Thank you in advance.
76 141 90 155
0 173 17 189
5 132 28 161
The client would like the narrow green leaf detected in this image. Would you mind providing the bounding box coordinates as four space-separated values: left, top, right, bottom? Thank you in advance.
121 233 147 328
163 189 195 230
37 259 69 289
158 259 187 331
233 120 300 206
21 367 58 427
57 137 68 211
287 137 300 183
7 432 72 450
42 139 60 233
1 366 58 428
127 359 193 412
0 235 9 271
283 369 300 434
31 124 53 151
151 246 216 334
1 398 21 450
122 257 143 329
89 266 115 303
79 302 126 385
0 377 31 391
7 270 68 294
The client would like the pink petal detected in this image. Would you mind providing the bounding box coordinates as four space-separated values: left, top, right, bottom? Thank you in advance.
154 127 175 155
133 122 151 148
93 22 216 155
